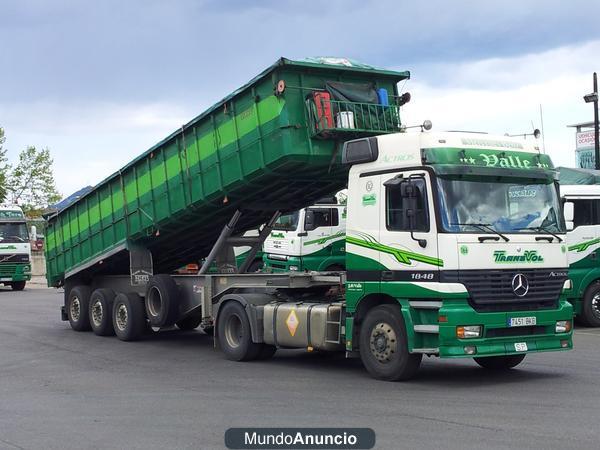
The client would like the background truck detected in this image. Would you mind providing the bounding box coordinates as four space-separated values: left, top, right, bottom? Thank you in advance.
263 197 346 272
0 204 31 290
558 166 600 326
46 57 573 380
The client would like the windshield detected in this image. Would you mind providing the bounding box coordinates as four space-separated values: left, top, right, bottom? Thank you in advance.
437 177 565 234
272 211 300 231
0 223 29 243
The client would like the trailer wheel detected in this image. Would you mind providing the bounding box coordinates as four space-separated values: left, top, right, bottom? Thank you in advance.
89 288 116 336
580 283 600 327
474 354 526 370
113 293 146 341
10 281 26 291
176 315 202 331
217 301 261 361
145 275 179 327
67 285 92 331
359 304 422 381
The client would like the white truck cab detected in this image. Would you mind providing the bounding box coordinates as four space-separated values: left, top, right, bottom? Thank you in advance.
263 198 347 272
0 204 31 290
559 180 600 326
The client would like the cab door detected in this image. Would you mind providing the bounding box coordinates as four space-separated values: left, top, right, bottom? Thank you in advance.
378 170 441 281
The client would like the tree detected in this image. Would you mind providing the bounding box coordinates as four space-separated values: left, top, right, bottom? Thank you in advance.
0 128 9 202
8 146 61 215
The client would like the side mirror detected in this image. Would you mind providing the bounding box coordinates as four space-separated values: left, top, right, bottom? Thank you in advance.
564 201 574 231
402 183 427 248
304 210 315 231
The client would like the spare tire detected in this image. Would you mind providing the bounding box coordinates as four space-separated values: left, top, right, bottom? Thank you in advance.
145 274 179 327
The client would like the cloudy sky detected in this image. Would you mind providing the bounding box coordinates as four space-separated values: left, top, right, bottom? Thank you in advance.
2 0 600 198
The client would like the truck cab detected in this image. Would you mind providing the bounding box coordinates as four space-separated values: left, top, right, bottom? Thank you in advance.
560 184 600 326
0 205 31 290
263 199 346 272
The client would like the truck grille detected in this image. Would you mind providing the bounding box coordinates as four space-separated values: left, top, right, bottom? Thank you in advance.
441 269 567 312
0 254 29 263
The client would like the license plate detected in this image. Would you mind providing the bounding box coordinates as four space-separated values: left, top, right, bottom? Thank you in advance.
515 342 528 352
508 316 536 327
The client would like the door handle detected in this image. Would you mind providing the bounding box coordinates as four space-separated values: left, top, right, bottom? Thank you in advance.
381 271 394 281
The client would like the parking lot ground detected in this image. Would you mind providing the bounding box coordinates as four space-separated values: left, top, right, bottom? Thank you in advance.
1 287 600 450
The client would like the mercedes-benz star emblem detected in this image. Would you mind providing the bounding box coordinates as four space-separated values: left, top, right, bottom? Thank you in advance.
512 273 529 297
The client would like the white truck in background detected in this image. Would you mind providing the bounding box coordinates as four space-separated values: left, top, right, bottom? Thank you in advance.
263 197 347 272
0 204 31 290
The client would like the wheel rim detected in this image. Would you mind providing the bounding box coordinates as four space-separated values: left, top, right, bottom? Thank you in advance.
91 300 103 327
70 296 81 321
224 314 242 349
592 292 600 319
369 322 397 363
116 304 128 331
147 286 162 318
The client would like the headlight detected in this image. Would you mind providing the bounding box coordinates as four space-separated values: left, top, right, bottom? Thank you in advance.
289 265 299 271
556 320 572 333
456 325 482 338
563 280 572 290
23 265 31 273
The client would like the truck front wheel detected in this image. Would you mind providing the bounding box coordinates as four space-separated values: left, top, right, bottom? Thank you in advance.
10 281 26 291
113 293 146 341
359 304 422 381
580 283 600 327
474 354 525 370
217 301 262 361
67 285 92 331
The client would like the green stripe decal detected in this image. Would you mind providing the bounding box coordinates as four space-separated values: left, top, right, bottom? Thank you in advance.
47 96 286 253
303 231 346 246
346 234 443 267
569 238 600 253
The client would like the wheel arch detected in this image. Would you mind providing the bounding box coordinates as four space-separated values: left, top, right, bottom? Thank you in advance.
214 294 264 346
351 293 403 350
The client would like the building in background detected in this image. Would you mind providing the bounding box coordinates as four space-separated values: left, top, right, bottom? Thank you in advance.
569 121 596 168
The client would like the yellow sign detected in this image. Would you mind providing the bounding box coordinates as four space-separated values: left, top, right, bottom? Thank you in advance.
286 310 299 336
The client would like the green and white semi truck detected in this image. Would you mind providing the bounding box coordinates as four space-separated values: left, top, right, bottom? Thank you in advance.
46 58 573 380
263 198 346 272
558 167 600 326
0 204 31 290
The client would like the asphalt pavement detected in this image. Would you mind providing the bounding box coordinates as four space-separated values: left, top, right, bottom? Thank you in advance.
1 286 599 450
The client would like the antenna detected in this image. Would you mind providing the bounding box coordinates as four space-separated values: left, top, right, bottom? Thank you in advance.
539 104 546 154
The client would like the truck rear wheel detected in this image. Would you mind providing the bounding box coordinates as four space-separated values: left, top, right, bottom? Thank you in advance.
89 288 116 336
359 304 422 381
10 281 26 291
474 354 526 370
217 301 261 361
67 285 92 331
580 283 600 327
113 293 146 341
145 275 179 327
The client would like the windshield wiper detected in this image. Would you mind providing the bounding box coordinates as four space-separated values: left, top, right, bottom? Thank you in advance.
517 226 563 243
450 222 510 242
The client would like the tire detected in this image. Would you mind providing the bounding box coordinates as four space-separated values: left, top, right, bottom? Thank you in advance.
580 283 600 327
10 281 26 291
217 301 261 361
112 292 146 341
145 274 180 327
359 304 422 381
474 354 526 370
176 315 202 331
67 285 92 331
89 288 116 336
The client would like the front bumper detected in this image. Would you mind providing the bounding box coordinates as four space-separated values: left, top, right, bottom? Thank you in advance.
0 263 31 282
437 299 573 358
263 255 302 273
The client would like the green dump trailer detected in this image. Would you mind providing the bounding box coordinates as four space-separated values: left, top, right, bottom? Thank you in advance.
46 57 409 287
